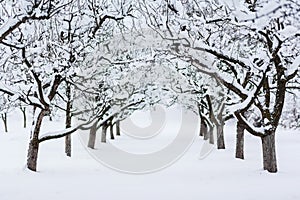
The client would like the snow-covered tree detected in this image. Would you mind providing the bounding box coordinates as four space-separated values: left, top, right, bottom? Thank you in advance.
0 0 299 174
0 0 134 171
136 0 300 172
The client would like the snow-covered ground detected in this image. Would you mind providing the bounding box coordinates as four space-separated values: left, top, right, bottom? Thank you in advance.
0 111 300 200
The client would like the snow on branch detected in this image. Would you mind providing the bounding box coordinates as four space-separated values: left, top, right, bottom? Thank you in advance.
38 126 81 143
234 111 267 137
228 71 267 114
38 100 144 143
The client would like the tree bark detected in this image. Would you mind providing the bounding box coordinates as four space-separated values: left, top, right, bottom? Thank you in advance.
27 138 40 171
101 123 108 143
261 131 277 173
116 121 120 136
88 122 97 149
236 121 245 159
109 120 114 140
199 116 205 137
1 113 8 133
65 83 72 157
202 120 209 140
27 110 46 171
217 122 225 149
198 105 205 137
209 125 214 144
65 135 71 157
20 107 27 128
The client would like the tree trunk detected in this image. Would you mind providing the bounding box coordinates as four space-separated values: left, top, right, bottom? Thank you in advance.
202 120 209 140
65 83 72 157
109 120 114 140
49 114 53 121
65 135 71 157
199 116 205 137
101 123 108 143
217 122 225 149
236 121 245 159
20 107 27 128
209 125 214 144
88 122 97 149
1 113 8 133
116 121 120 136
27 138 39 171
261 131 277 173
27 110 45 171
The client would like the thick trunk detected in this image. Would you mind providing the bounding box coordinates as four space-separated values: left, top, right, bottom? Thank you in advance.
65 83 72 157
236 121 245 159
20 107 26 128
116 121 120 136
217 122 225 149
101 124 108 143
261 131 277 173
27 138 39 171
88 122 97 149
1 113 8 133
27 110 45 171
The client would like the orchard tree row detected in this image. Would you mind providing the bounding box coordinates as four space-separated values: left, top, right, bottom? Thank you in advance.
0 0 299 173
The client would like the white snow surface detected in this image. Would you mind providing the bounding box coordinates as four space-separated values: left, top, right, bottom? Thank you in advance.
0 111 300 200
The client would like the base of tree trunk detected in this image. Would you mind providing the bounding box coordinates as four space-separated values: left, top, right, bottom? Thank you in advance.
116 121 120 136
2 113 8 133
217 124 225 149
27 139 39 171
20 107 27 128
88 123 97 149
209 126 214 144
199 117 204 136
236 121 245 159
110 123 114 140
202 121 209 140
261 131 277 173
65 135 71 157
101 125 107 143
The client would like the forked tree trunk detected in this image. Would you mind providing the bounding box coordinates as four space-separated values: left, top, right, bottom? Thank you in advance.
88 122 97 149
236 121 245 159
261 131 277 173
1 113 8 133
20 107 27 128
27 110 46 171
101 123 108 143
65 83 72 157
216 122 225 149
116 121 120 136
